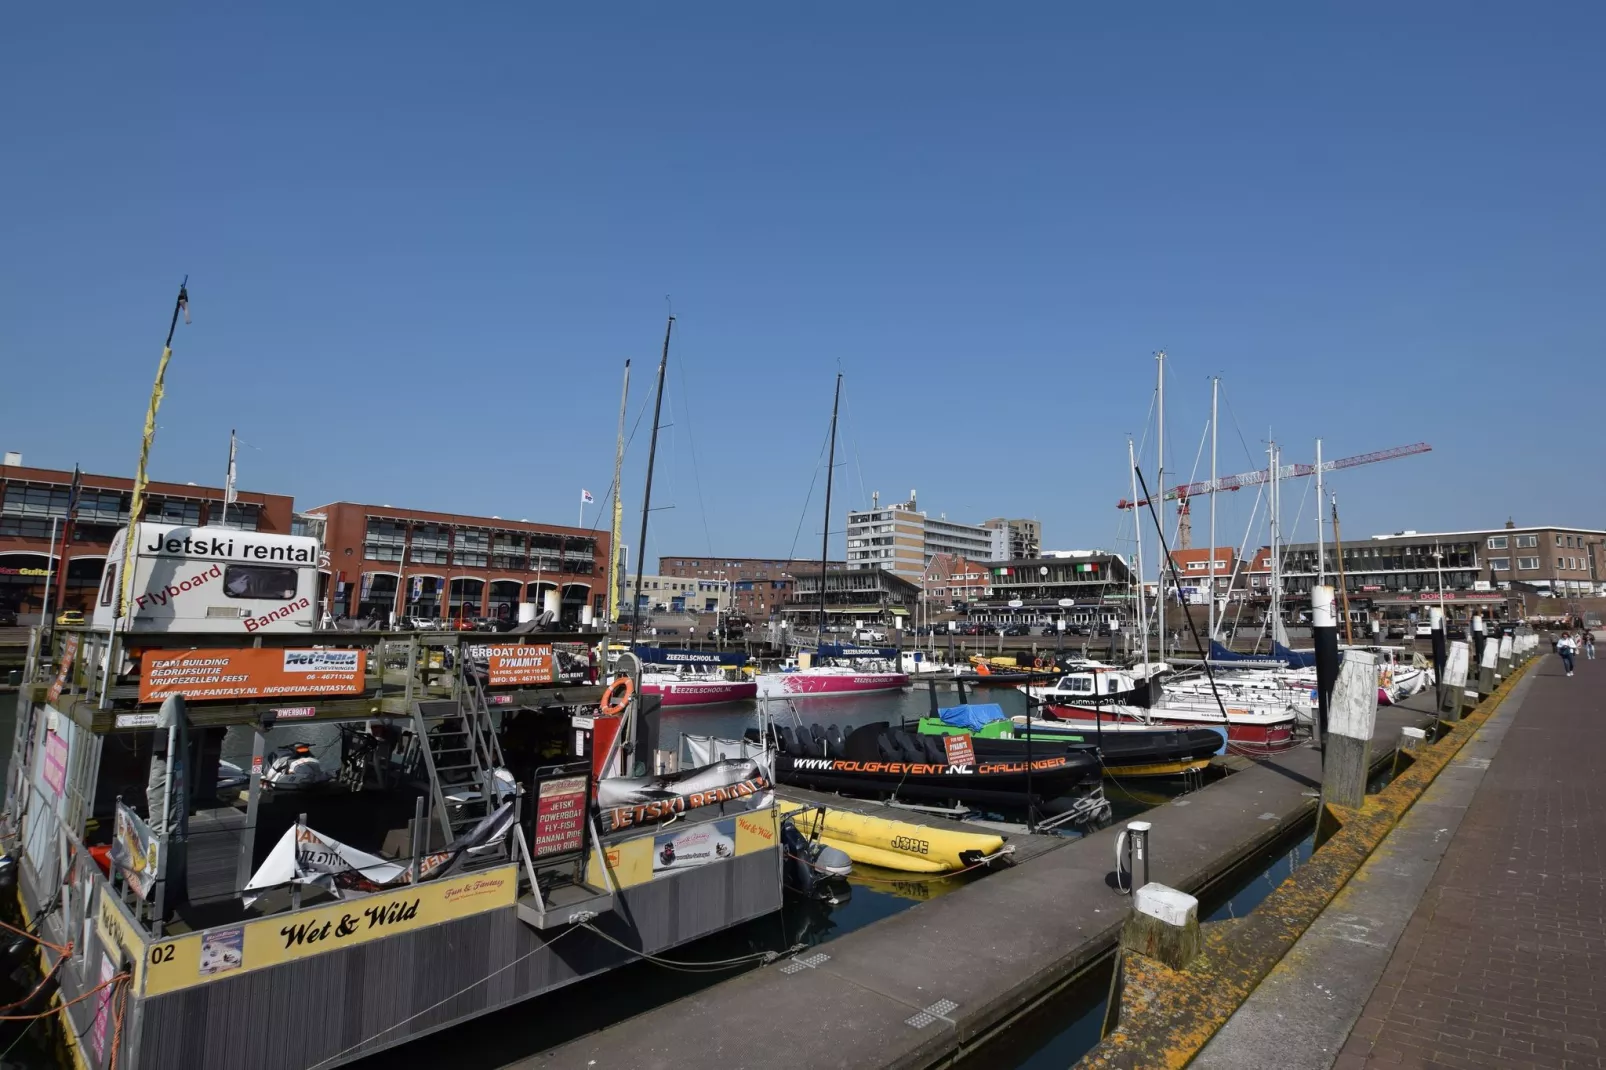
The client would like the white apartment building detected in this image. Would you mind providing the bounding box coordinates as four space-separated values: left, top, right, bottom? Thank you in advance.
846 491 994 583
983 517 1042 561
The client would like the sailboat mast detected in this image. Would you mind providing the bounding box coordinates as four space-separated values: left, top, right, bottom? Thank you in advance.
608 360 631 624
1155 351 1165 665
1129 437 1149 668
1331 497 1355 645
629 318 672 638
1315 438 1325 586
1208 377 1218 642
1269 440 1280 642
818 374 842 640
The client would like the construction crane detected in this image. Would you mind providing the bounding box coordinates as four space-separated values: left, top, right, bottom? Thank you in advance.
1116 442 1432 511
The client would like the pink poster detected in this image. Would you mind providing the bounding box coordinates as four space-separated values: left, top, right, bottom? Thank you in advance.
89 953 114 1061
42 731 68 797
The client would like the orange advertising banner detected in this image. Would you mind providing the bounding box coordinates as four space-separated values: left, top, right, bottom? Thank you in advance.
46 634 79 706
483 644 556 687
139 648 367 704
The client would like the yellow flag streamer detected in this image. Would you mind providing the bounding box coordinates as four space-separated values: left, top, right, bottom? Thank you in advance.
116 343 174 625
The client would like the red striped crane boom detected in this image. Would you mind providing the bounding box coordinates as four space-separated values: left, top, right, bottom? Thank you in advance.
1116 442 1432 510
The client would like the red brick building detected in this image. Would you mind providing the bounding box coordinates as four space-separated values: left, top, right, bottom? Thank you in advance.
312 502 610 624
923 553 989 603
658 555 843 621
0 458 294 622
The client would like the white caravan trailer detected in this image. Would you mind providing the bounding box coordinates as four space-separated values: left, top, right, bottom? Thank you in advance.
90 523 322 634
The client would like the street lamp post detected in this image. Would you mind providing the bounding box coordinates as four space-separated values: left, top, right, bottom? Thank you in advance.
1431 546 1447 620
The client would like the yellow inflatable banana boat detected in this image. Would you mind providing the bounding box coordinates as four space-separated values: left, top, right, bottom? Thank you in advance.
786 806 1008 874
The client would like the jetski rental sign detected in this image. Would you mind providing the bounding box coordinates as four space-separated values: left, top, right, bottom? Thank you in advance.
598 759 772 833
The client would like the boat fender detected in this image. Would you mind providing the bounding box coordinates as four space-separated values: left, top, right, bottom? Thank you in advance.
601 676 634 716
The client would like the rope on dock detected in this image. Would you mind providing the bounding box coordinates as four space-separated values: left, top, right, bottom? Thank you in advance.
579 921 804 972
0 968 126 1021
0 916 70 957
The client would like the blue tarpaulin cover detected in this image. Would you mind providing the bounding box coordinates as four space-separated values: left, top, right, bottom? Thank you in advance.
938 703 1007 730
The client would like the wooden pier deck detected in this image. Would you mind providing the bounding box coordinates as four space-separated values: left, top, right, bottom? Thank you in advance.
516 702 1438 1070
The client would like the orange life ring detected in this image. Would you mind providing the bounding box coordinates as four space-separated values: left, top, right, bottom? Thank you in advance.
601 676 634 715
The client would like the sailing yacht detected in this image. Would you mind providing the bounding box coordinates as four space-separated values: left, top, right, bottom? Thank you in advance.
754 376 909 701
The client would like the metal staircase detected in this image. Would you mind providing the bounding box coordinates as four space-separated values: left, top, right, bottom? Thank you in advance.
411 652 507 848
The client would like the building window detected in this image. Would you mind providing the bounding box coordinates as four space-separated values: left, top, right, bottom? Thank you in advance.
145 498 202 526
2 483 71 520
1556 535 1564 547
1516 557 1538 570
1515 534 1537 548
1557 556 1566 569
365 519 407 562
212 502 261 530
1486 536 1507 549
77 489 130 525
1489 557 1510 571
0 515 51 538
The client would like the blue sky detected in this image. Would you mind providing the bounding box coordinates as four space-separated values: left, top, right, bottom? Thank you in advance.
3 4 1601 564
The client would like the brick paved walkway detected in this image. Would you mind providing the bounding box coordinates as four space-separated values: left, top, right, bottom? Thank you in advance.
1339 647 1606 1069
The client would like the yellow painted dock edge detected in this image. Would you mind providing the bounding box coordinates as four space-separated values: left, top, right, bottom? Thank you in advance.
1079 658 1537 1070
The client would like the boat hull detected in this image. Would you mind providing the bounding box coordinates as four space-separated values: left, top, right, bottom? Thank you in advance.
640 679 758 707
772 756 1098 806
755 671 910 698
785 807 1005 872
1044 703 1294 750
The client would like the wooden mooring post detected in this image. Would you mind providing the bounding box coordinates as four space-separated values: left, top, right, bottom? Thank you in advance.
1495 633 1514 682
1323 649 1378 809
1121 883 1201 970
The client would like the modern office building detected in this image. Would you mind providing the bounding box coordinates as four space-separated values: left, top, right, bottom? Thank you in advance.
983 518 1042 561
1259 521 1604 622
0 455 294 622
844 494 928 580
311 502 609 624
846 491 992 582
658 556 841 620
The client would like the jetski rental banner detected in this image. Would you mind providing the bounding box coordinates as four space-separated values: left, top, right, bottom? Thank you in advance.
597 758 772 833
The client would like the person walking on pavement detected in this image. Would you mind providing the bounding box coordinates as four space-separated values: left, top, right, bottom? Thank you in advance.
1586 630 1597 661
1557 632 1576 676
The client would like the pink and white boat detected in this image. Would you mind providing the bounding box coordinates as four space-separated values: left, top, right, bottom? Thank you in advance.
755 665 909 699
640 671 758 708
1043 700 1296 752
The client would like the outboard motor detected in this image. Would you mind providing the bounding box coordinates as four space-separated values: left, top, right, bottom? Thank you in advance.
781 816 853 905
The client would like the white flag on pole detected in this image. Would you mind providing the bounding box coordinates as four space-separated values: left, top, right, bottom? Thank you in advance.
581 489 594 504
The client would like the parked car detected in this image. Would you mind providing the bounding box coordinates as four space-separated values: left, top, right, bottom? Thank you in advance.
55 610 85 627
1002 624 1031 636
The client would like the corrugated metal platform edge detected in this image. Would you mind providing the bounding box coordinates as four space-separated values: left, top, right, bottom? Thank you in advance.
134 848 780 1070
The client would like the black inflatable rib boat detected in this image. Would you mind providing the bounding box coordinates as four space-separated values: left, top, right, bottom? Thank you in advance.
755 720 1101 807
